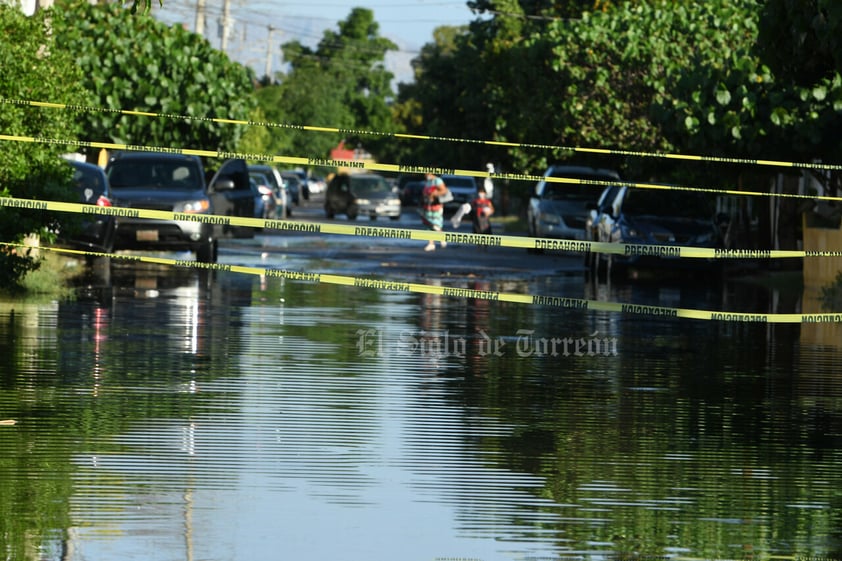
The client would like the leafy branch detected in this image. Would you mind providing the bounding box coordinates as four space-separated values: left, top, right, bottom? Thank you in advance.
129 0 163 15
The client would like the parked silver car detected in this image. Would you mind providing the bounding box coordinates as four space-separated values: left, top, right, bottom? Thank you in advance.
527 165 621 242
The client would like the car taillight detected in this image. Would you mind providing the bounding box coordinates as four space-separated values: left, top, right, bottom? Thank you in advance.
96 195 112 207
258 185 273 196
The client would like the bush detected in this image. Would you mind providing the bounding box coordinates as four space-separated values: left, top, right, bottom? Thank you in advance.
0 4 86 289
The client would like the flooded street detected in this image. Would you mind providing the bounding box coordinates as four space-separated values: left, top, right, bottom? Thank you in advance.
2 218 842 560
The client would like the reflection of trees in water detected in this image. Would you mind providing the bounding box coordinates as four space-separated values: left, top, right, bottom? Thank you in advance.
396 278 842 558
0 262 254 559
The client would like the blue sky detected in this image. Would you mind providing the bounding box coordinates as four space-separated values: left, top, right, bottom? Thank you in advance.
155 0 478 84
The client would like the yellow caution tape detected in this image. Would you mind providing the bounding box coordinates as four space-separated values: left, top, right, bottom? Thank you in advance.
3 242 840 323
2 132 842 205
2 195 842 260
3 97 841 173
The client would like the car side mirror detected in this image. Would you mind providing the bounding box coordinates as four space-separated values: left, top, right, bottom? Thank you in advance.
211 178 235 192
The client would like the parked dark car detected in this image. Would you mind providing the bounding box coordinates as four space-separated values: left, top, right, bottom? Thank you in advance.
587 184 725 278
105 152 251 262
64 159 116 253
280 171 303 205
288 169 311 200
527 165 621 242
439 174 478 214
248 174 278 220
325 173 401 220
249 164 289 218
399 180 426 207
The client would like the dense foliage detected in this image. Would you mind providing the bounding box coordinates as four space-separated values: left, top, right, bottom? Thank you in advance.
756 0 842 86
253 8 399 163
51 0 256 155
4 0 842 287
399 0 842 181
0 4 86 290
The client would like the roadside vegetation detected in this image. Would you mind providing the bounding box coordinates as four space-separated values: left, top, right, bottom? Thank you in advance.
1 0 841 293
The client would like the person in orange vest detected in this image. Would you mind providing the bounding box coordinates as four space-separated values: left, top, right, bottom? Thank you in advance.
451 186 494 235
471 186 495 235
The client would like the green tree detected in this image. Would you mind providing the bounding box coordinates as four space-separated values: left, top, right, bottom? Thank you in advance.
236 106 272 162
51 0 256 155
0 4 86 290
393 26 498 169
467 0 619 22
755 0 842 86
129 0 163 14
652 2 842 166
269 8 399 161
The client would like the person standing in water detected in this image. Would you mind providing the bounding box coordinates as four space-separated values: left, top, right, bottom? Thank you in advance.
451 186 495 238
470 186 494 235
420 172 449 251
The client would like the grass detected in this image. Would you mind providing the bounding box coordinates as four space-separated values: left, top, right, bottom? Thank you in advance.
2 251 81 301
490 214 527 234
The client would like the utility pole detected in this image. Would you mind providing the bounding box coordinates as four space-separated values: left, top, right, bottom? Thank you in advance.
264 26 277 80
194 0 206 36
220 0 232 52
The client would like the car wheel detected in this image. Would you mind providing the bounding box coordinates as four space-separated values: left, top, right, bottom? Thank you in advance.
196 238 217 263
347 205 358 220
526 220 544 254
325 204 334 219
389 214 400 221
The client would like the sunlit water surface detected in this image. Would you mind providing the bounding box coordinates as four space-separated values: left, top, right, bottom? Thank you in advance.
1 261 841 561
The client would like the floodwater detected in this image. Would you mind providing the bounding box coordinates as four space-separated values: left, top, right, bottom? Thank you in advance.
1 253 841 561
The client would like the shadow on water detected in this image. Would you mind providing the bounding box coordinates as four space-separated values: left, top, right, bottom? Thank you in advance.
1 257 841 560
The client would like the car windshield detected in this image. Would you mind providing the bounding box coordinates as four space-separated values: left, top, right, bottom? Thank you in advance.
351 176 390 195
71 165 107 198
252 169 280 190
108 161 202 190
542 173 616 201
250 173 270 186
622 188 716 219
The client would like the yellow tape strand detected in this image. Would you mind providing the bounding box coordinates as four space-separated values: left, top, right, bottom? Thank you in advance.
2 242 840 324
3 97 842 173
2 195 842 260
2 132 842 207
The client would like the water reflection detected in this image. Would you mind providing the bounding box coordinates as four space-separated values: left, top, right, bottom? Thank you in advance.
0 261 841 560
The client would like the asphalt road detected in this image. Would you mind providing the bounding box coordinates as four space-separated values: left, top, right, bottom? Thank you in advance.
226 191 585 280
